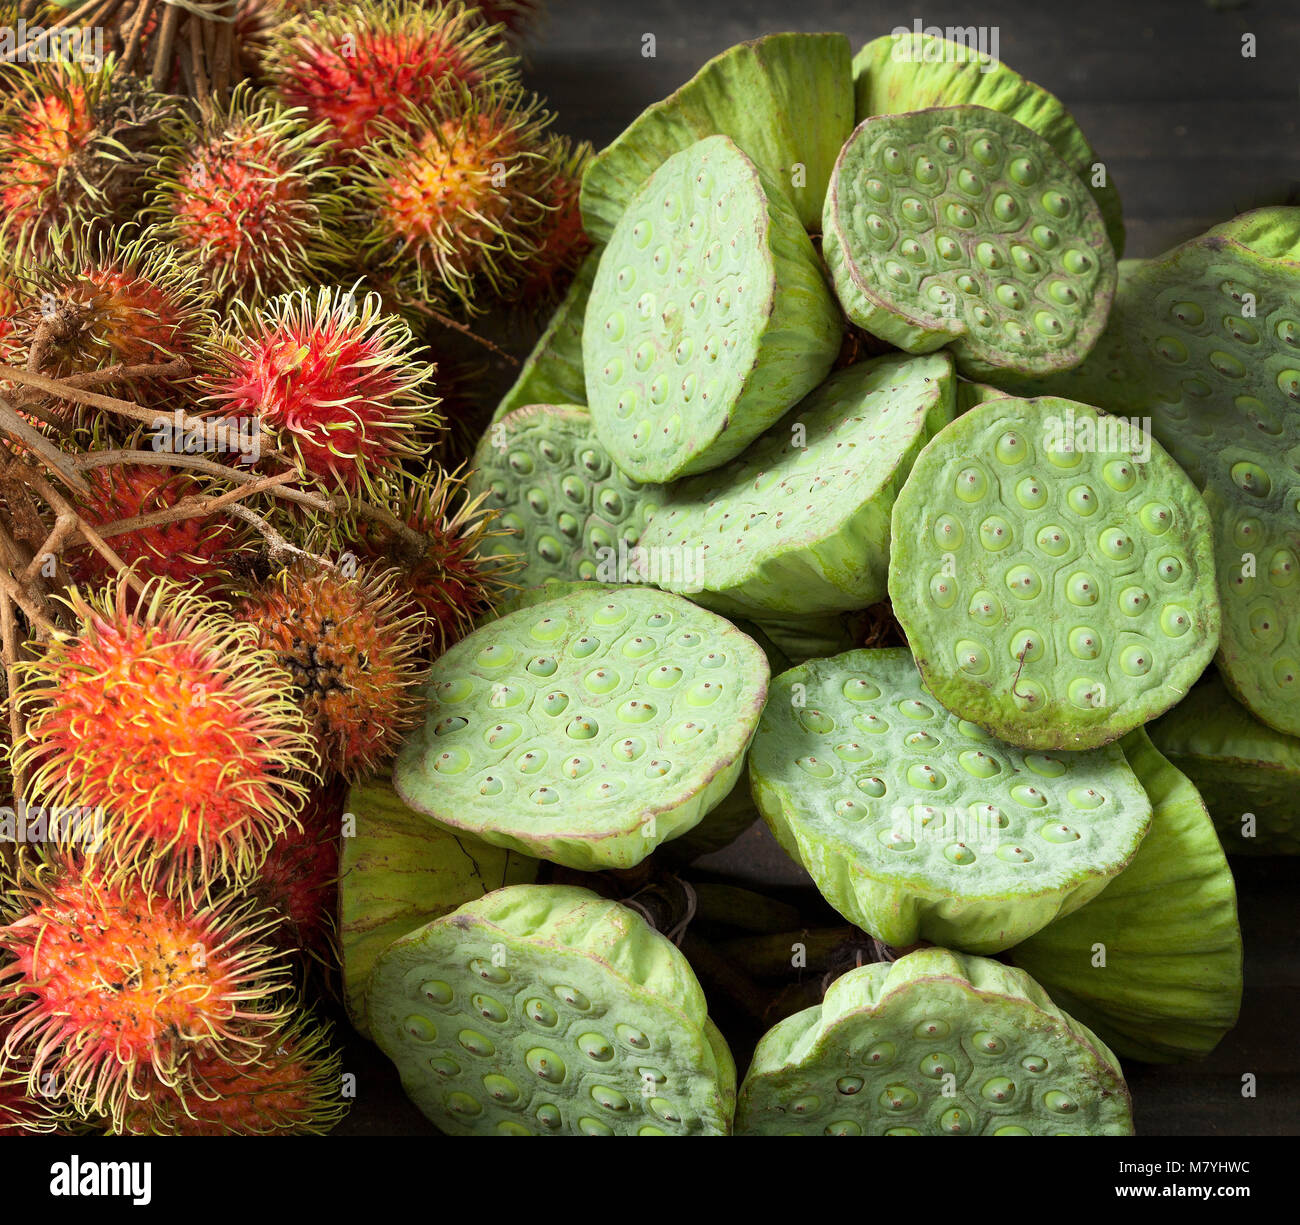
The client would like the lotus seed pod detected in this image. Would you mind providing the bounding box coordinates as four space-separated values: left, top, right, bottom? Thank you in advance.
986 209 1300 736
1012 730 1242 1062
749 648 1152 953
1148 674 1300 855
823 106 1116 380
655 772 760 865
494 245 601 422
580 32 854 242
638 352 955 617
853 31 1125 256
888 395 1220 749
736 946 1133 1135
585 135 842 482
339 776 538 1037
367 884 736 1134
480 581 624 626
956 380 1013 414
468 404 663 589
393 586 769 870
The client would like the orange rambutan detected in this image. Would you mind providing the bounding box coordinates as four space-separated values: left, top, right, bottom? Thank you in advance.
266 0 517 158
238 561 427 779
15 577 316 890
0 857 290 1128
205 284 441 494
515 135 593 306
141 83 346 309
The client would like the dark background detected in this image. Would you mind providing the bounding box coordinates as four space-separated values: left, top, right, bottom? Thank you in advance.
338 0 1300 1137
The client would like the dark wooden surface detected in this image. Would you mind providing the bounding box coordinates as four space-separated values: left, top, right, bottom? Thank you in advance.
336 0 1300 1137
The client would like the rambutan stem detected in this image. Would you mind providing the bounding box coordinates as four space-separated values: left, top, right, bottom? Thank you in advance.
0 398 92 496
19 512 80 586
0 0 103 61
150 1 182 89
96 472 298 541
120 0 160 75
1 592 29 802
226 504 337 571
0 569 56 636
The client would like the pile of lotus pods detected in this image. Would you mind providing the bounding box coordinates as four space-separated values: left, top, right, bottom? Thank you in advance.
343 28 1299 1137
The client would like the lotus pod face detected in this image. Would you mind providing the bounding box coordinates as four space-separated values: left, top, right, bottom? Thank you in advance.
1149 674 1300 854
393 587 770 870
852 32 1125 256
494 247 602 423
888 395 1220 750
823 106 1116 380
339 777 538 1037
748 648 1152 953
1012 731 1242 1062
469 405 663 589
584 135 843 483
637 352 956 617
580 32 854 241
736 947 1133 1135
367 884 736 1135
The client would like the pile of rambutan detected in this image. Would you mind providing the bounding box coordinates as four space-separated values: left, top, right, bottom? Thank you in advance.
0 0 579 1136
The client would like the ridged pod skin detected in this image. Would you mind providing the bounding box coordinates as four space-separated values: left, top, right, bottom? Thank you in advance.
852 31 1125 256
1011 731 1242 1063
0 59 175 263
367 884 736 1135
736 948 1133 1135
15 577 316 892
1149 673 1300 854
238 562 429 780
265 0 518 158
205 285 441 495
141 83 348 309
339 775 537 1036
114 1009 347 1135
352 81 563 313
0 857 291 1130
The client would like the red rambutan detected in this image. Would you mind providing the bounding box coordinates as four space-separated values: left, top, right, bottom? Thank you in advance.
266 0 517 158
238 561 427 779
515 134 593 305
141 82 346 309
15 576 316 890
205 284 441 494
0 857 290 1127
0 60 175 263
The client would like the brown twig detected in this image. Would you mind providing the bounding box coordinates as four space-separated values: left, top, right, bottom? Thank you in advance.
226 504 337 571
1 592 28 804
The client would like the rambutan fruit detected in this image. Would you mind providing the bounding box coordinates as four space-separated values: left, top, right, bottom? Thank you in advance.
345 469 517 655
238 561 427 779
0 857 291 1128
65 463 250 595
353 80 560 312
514 134 593 306
15 576 316 891
265 0 517 159
115 1008 347 1135
2 228 216 426
467 0 542 37
0 60 175 263
141 83 347 309
205 285 441 495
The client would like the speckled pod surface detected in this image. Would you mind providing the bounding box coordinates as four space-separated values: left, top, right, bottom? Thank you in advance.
736 947 1134 1135
823 106 1116 379
888 395 1220 749
368 884 736 1134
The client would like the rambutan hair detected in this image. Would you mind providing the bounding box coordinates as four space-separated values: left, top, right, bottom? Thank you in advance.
265 0 518 157
205 284 441 495
141 82 347 308
15 575 317 892
515 134 593 306
0 856 291 1128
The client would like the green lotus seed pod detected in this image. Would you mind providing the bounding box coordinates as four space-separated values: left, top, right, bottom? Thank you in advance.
656 772 761 865
748 648 1152 953
482 581 623 627
339 777 538 1037
991 210 1300 736
584 134 843 483
956 380 1012 414
393 586 769 870
736 947 1133 1135
581 32 854 241
853 31 1125 255
823 106 1116 380
368 884 736 1135
1149 674 1300 854
469 405 663 589
888 394 1220 750
1012 730 1242 1062
637 352 956 616
494 248 602 422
